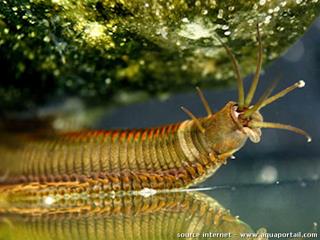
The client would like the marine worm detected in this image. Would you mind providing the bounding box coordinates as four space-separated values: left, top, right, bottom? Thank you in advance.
0 26 311 202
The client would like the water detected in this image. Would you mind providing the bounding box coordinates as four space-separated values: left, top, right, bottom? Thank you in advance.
0 179 318 239
204 180 320 234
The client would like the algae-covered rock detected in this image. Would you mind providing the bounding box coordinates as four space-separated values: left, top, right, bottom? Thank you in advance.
0 0 319 111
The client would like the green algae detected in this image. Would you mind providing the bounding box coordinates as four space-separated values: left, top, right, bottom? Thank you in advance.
0 0 319 111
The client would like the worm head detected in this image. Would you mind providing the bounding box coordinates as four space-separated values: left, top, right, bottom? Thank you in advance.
189 25 310 157
217 24 311 143
202 102 249 155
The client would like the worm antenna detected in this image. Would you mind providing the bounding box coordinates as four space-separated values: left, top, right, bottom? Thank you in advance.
257 80 305 110
249 121 312 142
243 77 279 118
245 24 263 107
196 87 213 116
181 106 205 133
216 36 245 110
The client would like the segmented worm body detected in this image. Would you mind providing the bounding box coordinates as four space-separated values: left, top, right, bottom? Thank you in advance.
0 26 311 203
0 102 245 201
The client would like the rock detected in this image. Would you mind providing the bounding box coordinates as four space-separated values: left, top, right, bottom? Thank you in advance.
0 0 319 111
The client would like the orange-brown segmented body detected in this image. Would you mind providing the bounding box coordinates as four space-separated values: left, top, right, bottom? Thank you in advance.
0 26 311 204
0 103 240 200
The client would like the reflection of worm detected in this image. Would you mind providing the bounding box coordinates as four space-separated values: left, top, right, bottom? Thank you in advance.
0 192 259 240
0 26 311 200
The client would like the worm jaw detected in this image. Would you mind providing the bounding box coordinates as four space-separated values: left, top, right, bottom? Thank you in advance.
230 104 264 143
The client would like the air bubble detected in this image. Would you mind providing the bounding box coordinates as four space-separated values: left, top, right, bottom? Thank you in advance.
274 6 280 12
281 1 287 6
217 9 223 19
264 15 272 24
221 25 229 30
43 36 50 42
105 78 111 85
259 0 266 6
181 17 189 23
201 9 208 15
